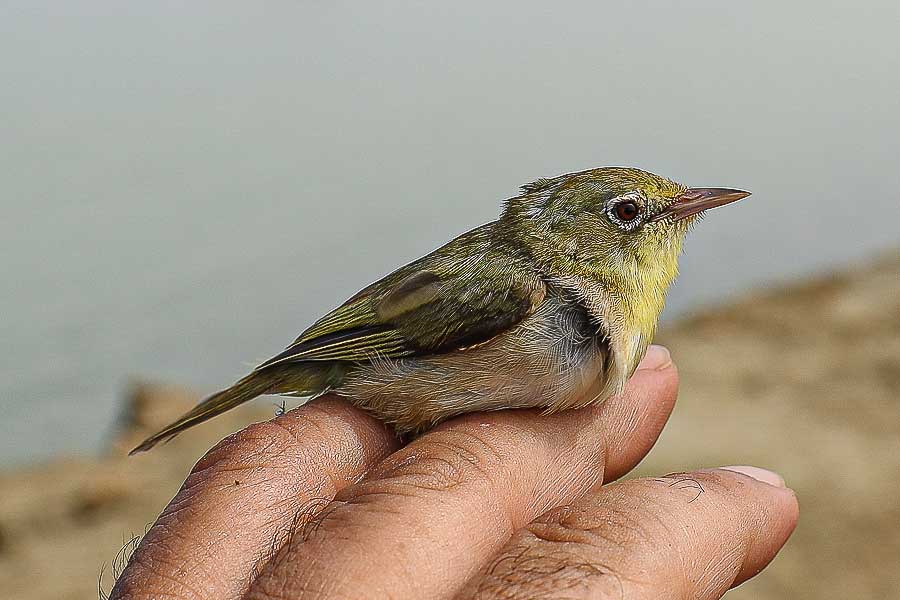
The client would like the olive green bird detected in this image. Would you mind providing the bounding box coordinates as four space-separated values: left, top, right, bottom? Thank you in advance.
131 166 748 454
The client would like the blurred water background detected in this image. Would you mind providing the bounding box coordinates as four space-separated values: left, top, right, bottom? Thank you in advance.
1 2 898 466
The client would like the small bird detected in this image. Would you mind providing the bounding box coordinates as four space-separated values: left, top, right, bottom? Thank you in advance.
131 166 748 454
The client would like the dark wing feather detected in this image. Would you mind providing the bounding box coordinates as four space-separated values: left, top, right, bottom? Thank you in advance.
257 228 544 369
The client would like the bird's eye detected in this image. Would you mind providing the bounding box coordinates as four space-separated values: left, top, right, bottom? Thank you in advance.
614 201 640 221
605 194 646 229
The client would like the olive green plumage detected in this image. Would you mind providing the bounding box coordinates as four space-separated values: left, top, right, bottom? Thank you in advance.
131 166 748 453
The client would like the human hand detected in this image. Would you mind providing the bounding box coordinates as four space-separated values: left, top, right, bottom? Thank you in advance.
111 346 798 599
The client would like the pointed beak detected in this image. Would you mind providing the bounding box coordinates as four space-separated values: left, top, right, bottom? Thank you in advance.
651 187 751 222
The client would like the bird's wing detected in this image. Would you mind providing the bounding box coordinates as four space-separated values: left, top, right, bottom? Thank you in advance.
256 250 545 369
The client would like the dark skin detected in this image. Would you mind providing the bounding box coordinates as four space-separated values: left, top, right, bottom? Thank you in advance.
111 346 798 599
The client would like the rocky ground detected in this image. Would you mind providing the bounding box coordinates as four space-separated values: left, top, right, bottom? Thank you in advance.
2 250 898 600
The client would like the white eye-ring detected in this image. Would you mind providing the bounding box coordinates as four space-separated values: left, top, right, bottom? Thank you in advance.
606 193 645 230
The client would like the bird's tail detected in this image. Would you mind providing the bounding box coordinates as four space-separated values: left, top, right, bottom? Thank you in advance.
130 370 278 454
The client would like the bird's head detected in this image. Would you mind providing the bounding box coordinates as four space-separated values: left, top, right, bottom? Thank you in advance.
502 166 749 282
502 166 748 372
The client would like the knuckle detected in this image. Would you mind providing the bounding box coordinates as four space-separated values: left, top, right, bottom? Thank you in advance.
472 526 627 600
531 491 692 590
550 498 666 557
172 414 348 521
192 419 295 474
189 410 344 488
583 483 701 594
367 427 509 495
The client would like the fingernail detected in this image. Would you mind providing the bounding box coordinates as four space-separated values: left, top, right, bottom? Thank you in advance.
637 345 672 371
720 465 786 488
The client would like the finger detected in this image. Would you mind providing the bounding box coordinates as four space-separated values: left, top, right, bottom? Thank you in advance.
461 466 799 600
247 346 679 600
111 396 399 600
